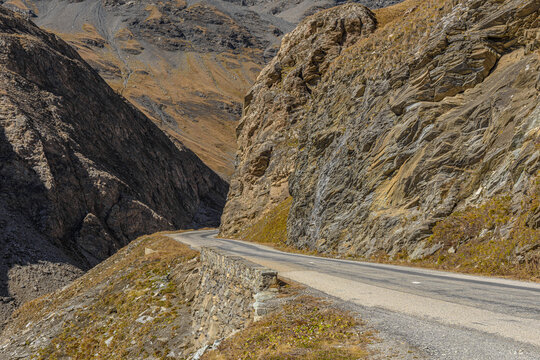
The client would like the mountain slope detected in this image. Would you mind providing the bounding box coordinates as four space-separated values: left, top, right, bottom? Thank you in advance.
1 234 202 359
0 6 227 325
1 0 402 177
220 0 540 277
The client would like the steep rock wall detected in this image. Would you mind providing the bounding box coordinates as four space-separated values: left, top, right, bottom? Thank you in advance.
220 3 377 238
221 0 540 262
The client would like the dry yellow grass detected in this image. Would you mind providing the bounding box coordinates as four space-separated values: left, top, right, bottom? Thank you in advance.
234 197 324 255
114 50 260 178
240 197 293 245
333 0 457 84
203 296 374 360
373 0 416 27
7 231 195 337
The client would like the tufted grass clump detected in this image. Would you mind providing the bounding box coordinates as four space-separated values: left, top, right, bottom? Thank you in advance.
203 296 373 360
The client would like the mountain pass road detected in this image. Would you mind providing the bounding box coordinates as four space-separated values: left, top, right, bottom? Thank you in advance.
169 230 540 360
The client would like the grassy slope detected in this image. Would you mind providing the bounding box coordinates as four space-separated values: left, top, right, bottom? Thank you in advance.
239 197 293 246
203 295 375 360
4 232 200 359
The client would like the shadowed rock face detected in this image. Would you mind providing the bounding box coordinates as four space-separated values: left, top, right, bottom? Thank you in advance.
221 0 540 258
0 0 402 178
0 7 227 325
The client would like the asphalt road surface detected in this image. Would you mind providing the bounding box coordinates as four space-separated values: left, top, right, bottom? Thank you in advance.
169 230 540 360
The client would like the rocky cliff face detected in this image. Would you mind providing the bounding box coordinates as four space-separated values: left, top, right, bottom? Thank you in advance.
220 3 377 238
0 7 227 324
221 0 540 269
1 0 401 177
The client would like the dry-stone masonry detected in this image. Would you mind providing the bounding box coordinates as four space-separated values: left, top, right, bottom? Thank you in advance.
190 247 278 350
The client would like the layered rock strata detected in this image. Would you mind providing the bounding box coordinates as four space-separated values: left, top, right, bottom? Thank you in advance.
221 3 378 237
221 0 540 260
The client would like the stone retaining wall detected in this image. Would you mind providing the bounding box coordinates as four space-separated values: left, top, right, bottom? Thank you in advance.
190 247 278 349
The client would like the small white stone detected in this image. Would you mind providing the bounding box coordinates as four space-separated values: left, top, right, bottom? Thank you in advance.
136 315 154 324
105 336 114 347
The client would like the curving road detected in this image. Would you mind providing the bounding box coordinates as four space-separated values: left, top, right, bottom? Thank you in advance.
169 230 540 360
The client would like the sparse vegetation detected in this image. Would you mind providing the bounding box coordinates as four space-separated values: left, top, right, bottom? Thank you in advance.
420 181 540 280
240 197 293 246
8 232 199 359
370 175 540 281
429 195 513 251
202 296 374 360
334 0 457 81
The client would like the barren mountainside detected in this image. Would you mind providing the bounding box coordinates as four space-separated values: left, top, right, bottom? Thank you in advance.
0 6 227 325
221 0 540 274
1 0 401 177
